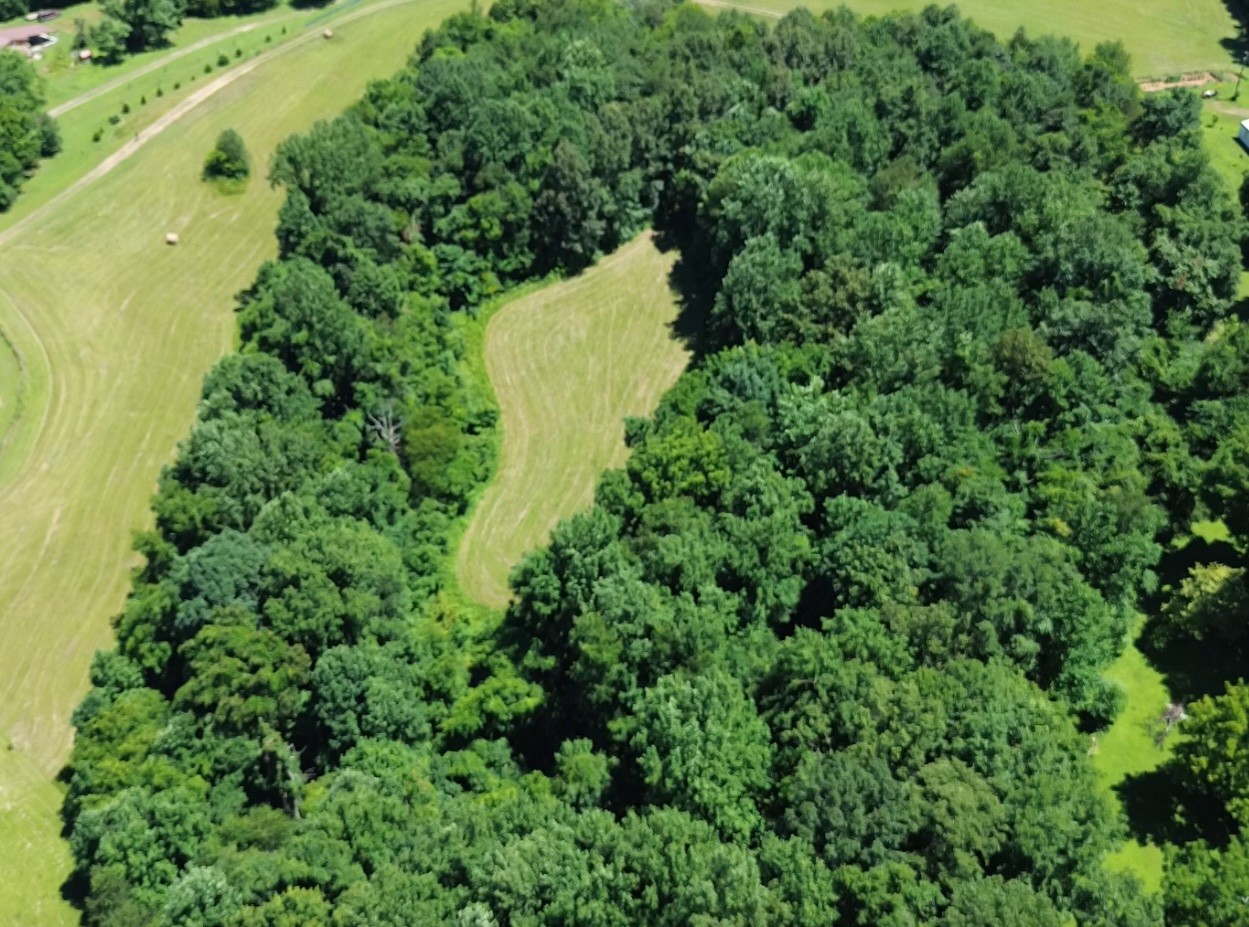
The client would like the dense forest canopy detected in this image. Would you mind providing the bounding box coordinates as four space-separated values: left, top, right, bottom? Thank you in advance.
0 50 58 210
65 0 1249 923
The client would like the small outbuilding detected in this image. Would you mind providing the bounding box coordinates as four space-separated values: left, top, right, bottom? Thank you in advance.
1239 119 1249 150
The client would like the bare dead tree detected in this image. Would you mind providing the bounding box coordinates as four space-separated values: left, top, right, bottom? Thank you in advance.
367 403 403 454
1154 701 1187 747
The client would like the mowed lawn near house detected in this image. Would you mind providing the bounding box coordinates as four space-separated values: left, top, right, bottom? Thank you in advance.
456 234 692 608
0 0 468 922
703 0 1244 77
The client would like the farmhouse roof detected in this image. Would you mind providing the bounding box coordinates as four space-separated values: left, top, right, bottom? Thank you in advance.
0 24 51 45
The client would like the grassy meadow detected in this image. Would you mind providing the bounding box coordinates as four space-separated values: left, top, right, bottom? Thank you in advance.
0 740 70 927
0 0 468 921
456 234 692 608
0 326 20 451
1 4 368 232
1093 622 1176 892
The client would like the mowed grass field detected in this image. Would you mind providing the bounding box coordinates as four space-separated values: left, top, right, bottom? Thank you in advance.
703 0 1244 77
0 1 467 922
456 234 691 608
0 329 20 449
1093 622 1175 892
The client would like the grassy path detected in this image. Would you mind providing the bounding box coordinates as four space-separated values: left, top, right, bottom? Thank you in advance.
1093 626 1174 891
457 234 691 607
0 0 467 921
695 0 1243 77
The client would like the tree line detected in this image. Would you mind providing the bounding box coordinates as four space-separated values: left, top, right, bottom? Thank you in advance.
89 0 308 63
0 49 58 210
63 1 1248 924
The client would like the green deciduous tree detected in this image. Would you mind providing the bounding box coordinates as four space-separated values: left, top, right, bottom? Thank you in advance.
100 0 183 53
203 128 251 182
1164 836 1249 927
1174 682 1249 827
626 669 773 841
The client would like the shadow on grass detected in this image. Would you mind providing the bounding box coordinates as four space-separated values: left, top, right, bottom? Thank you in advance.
655 232 715 360
1232 295 1249 325
1156 534 1239 592
1138 630 1246 704
1223 0 1249 60
1138 533 1246 701
1117 763 1239 849
59 869 87 913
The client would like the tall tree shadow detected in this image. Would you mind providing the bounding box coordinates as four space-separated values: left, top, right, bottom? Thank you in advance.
1117 763 1238 849
655 231 715 360
1223 0 1249 60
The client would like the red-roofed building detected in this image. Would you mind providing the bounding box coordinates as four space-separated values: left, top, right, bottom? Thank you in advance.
0 24 57 56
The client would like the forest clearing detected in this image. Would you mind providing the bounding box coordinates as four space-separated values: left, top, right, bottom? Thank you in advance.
456 234 691 608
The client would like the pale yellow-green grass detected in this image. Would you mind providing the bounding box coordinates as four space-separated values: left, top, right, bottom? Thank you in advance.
0 740 69 927
0 325 20 447
0 0 468 921
698 0 1243 78
456 234 691 608
1092 621 1175 893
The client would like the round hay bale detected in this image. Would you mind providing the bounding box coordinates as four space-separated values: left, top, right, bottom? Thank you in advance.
323 28 333 39
165 232 180 245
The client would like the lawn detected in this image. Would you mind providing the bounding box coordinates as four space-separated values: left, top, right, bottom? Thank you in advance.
702 0 1244 77
456 234 692 608
0 0 469 921
1191 78 1249 195
1093 623 1176 892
